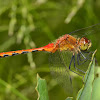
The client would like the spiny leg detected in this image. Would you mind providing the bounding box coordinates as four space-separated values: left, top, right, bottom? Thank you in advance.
77 51 93 65
73 54 85 73
80 51 94 61
78 53 82 61
69 54 84 77
77 52 87 65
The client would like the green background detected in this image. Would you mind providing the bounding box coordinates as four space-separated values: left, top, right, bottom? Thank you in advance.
0 0 100 100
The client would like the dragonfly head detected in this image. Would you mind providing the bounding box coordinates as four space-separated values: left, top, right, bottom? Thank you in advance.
79 37 92 51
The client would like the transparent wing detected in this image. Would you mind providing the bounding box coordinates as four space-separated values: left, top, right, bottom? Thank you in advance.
49 50 93 92
68 23 100 53
49 50 73 93
69 23 100 38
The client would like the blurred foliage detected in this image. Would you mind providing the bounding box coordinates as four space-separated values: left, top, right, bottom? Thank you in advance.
0 0 100 100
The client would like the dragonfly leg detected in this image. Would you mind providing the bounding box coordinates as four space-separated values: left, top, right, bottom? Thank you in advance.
80 52 86 59
77 53 87 65
69 54 84 76
78 53 82 61
77 51 93 65
73 54 85 73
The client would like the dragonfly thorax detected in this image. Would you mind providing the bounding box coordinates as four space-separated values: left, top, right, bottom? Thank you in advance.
79 37 92 51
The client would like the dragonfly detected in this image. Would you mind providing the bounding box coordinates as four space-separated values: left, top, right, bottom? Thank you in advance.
0 23 100 92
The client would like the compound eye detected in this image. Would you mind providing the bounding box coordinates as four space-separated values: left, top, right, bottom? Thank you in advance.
79 37 92 51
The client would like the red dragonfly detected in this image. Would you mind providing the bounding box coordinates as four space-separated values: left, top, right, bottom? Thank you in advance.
0 23 99 91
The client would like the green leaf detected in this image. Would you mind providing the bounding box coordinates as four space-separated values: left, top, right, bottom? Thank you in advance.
65 97 73 100
36 74 49 100
76 50 97 100
91 77 100 100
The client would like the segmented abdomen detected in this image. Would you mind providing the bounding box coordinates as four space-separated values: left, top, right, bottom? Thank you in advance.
0 49 38 58
0 43 55 58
